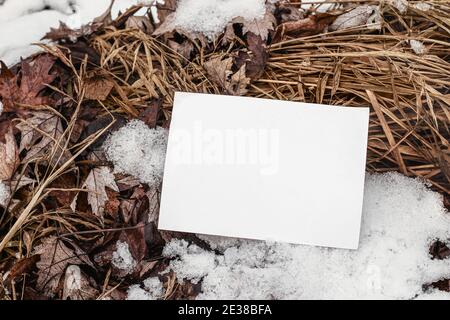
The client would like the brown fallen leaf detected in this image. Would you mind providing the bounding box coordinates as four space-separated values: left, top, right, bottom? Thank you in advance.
43 0 114 43
126 16 154 33
34 237 93 296
168 39 195 60
0 123 19 181
228 64 251 95
236 33 268 79
232 9 276 41
0 55 56 113
204 57 233 90
6 255 40 283
16 111 72 167
81 166 120 220
48 173 78 208
43 21 96 43
204 56 251 95
138 99 161 129
119 222 147 265
275 1 304 23
84 73 114 101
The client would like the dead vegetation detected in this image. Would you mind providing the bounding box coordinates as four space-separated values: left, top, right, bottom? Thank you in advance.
0 0 448 299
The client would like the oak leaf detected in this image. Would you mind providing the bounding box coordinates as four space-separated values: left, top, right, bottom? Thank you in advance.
232 10 276 41
81 167 119 220
16 112 72 167
0 55 56 112
34 237 93 296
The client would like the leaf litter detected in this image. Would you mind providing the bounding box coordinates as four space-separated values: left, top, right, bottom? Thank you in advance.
0 0 448 300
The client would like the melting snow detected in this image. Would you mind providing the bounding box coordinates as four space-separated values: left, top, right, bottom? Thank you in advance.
0 0 150 66
103 120 168 187
0 181 10 207
127 277 164 300
170 0 266 39
162 172 450 300
112 241 136 274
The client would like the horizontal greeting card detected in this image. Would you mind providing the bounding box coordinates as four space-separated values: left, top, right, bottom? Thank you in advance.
158 92 370 249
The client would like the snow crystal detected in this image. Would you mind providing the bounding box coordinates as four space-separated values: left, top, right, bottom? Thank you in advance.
163 172 450 299
127 277 164 300
163 239 217 284
112 241 136 274
0 181 10 207
410 40 426 55
103 120 168 187
170 0 266 39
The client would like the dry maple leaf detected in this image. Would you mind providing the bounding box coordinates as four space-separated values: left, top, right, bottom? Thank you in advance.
236 33 268 80
204 57 251 95
204 57 233 89
16 111 72 167
81 166 119 220
0 55 56 113
126 16 154 33
232 10 276 41
227 64 251 95
34 237 93 296
0 123 19 181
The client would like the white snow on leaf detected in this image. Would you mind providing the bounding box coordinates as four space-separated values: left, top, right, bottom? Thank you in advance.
127 277 164 300
103 120 168 187
0 181 11 207
0 0 149 66
160 0 267 40
81 166 119 219
162 172 450 300
112 241 136 274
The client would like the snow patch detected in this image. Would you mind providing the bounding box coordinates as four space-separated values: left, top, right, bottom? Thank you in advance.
170 0 266 39
0 0 148 66
112 241 136 274
163 172 450 299
0 181 10 207
103 120 168 187
127 277 164 300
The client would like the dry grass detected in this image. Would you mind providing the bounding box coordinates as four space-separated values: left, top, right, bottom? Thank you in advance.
84 1 449 199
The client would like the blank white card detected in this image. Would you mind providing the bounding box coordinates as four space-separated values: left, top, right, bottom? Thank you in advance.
158 92 370 249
